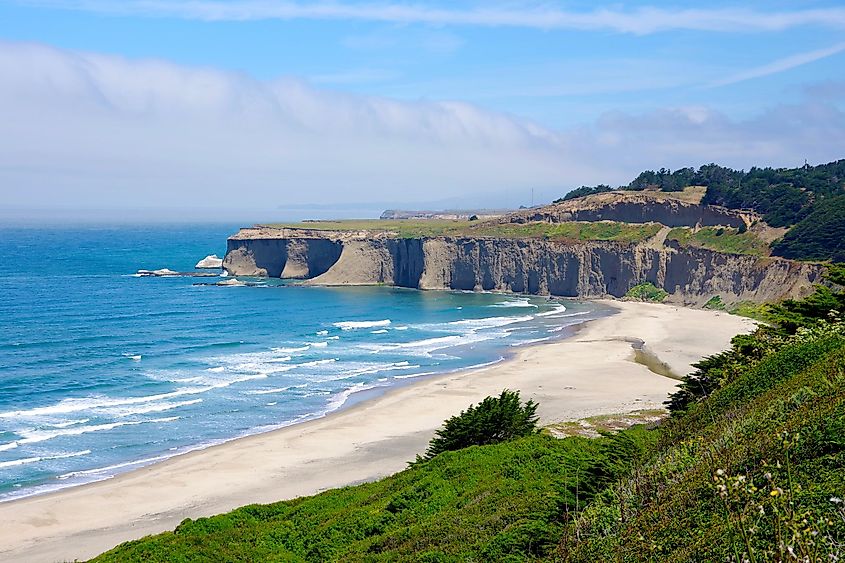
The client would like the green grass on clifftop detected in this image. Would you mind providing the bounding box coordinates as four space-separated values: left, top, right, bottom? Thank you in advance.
267 219 661 244
667 226 771 256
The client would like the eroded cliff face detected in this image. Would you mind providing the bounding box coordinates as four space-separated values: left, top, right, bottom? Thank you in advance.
224 228 824 305
506 191 753 229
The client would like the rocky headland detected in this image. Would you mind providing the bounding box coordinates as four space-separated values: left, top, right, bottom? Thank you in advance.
222 193 824 305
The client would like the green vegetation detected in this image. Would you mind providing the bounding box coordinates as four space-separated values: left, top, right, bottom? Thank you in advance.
771 194 845 262
563 159 845 261
93 430 658 562
667 226 771 256
94 272 845 562
728 300 770 321
624 161 845 227
419 389 538 462
624 282 668 302
555 184 614 202
703 295 726 310
269 219 662 244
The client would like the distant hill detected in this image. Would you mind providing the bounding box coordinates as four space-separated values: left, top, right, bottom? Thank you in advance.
559 159 845 262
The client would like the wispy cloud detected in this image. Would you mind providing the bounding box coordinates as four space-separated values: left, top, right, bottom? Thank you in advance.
710 41 845 88
18 1 845 34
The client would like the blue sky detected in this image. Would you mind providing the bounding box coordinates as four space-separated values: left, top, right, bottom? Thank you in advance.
1 1 844 220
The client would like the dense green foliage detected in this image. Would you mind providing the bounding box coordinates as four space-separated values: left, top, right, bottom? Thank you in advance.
624 282 668 302
771 195 845 262
563 159 845 261
555 184 614 202
420 389 539 461
94 277 845 562
93 430 658 562
624 160 845 228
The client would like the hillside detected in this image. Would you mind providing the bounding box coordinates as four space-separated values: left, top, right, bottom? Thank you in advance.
561 159 845 262
93 271 845 561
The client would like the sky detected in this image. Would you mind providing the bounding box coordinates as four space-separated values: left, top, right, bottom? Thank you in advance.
1 1 844 221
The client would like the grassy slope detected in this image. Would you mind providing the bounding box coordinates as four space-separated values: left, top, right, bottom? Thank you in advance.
565 335 845 561
93 429 658 562
666 226 771 256
266 219 662 244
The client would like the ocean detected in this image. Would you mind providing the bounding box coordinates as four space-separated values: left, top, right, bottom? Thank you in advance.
0 224 607 501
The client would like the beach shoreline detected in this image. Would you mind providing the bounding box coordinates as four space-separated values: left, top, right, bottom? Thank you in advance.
0 300 756 562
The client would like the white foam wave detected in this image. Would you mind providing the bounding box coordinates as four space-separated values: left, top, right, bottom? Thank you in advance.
536 304 568 317
333 319 391 330
46 418 90 429
371 329 388 334
0 442 19 452
265 356 292 363
337 361 418 378
15 416 180 445
206 366 226 373
296 359 337 368
57 453 172 480
105 399 202 417
0 388 207 419
447 314 534 330
490 299 537 308
393 371 438 380
272 345 310 353
310 341 328 348
0 449 91 470
512 337 551 346
230 362 294 376
324 382 383 412
244 386 293 395
394 326 409 330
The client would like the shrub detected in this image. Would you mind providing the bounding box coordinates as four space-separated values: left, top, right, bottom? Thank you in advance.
704 295 726 310
419 390 539 461
624 282 668 302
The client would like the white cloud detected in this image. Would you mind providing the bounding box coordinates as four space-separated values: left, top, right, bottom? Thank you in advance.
19 1 845 34
0 40 842 220
710 41 845 88
0 40 585 217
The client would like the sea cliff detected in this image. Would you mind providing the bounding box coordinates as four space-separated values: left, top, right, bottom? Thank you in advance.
223 227 823 305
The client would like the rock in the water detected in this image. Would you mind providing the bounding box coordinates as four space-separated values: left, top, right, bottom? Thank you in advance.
136 268 180 277
216 278 246 286
195 254 224 269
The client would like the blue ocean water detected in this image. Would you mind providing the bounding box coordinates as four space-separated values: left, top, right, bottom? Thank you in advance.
0 225 607 501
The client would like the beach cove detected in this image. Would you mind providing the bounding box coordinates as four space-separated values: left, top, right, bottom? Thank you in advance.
0 300 754 562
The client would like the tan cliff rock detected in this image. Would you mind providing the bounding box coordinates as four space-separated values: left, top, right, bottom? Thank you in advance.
222 227 824 305
505 191 755 229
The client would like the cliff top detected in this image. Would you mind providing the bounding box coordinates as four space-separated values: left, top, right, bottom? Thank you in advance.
241 219 666 245
241 188 774 255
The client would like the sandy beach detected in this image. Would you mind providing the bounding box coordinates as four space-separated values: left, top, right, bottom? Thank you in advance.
0 300 755 562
